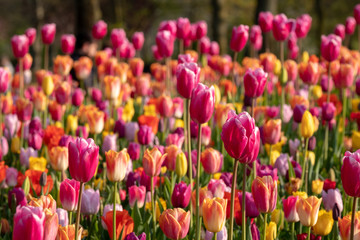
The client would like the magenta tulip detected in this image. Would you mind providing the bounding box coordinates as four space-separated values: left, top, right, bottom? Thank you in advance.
60 179 80 211
128 185 146 208
283 196 299 222
272 14 294 41
322 102 336 121
25 28 36 46
176 62 200 99
346 17 356 35
230 25 249 52
72 88 84 107
221 110 260 163
177 17 191 39
68 138 99 183
355 4 360 24
243 68 268 98
11 35 29 58
41 23 56 45
156 30 175 58
249 25 262 51
92 20 108 40
61 34 76 54
295 14 312 39
258 11 273 33
195 21 207 39
190 83 215 124
341 150 360 197
0 67 10 93
320 34 341 62
238 192 260 218
334 24 345 40
137 125 154 145
110 28 126 48
131 32 145 50
13 206 45 240
159 20 177 37
333 63 354 88
172 182 191 208
210 41 220 55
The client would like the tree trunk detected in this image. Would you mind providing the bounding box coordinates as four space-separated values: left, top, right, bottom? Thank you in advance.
211 0 227 54
75 0 102 35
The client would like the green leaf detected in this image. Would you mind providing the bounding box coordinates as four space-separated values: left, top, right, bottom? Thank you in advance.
287 157 295 179
22 176 30 195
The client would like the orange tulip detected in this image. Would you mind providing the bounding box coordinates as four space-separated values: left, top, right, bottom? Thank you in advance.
32 90 46 111
159 208 191 240
142 147 167 177
214 104 234 129
338 213 360 240
202 197 228 233
53 55 73 76
49 146 68 171
164 145 181 171
56 224 83 240
191 187 213 216
87 109 105 134
296 196 322 227
105 149 130 182
104 75 121 100
101 210 134 240
73 56 93 80
138 115 160 135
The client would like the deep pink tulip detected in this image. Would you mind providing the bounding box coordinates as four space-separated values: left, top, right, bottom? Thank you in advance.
238 192 260 218
92 20 108 40
333 63 354 88
176 62 200 99
59 179 80 211
345 17 356 35
287 32 297 50
341 150 360 197
295 14 312 39
41 23 56 45
166 133 184 148
283 196 299 222
111 28 126 48
131 32 145 50
288 45 299 60
251 175 277 213
334 24 345 40
355 4 360 24
190 83 215 124
152 45 162 61
178 54 195 64
72 88 84 107
61 34 76 54
209 41 220 55
159 20 177 37
250 25 263 51
258 11 273 33
156 30 175 58
201 125 212 146
128 185 146 208
177 17 191 39
0 67 10 93
321 34 341 62
13 206 45 240
25 28 36 46
137 125 154 145
322 102 336 121
195 21 207 40
200 37 211 54
272 14 294 41
243 68 268 98
172 182 191 208
11 35 29 58
68 138 99 183
230 25 249 52
221 110 260 163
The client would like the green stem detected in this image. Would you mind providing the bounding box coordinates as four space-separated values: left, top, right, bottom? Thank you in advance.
19 58 24 98
229 160 239 240
69 211 73 225
75 182 84 240
291 222 295 240
20 122 24 149
263 213 268 240
269 145 273 165
324 123 329 165
43 96 48 128
350 197 358 240
195 124 202 240
307 226 311 240
151 176 156 240
113 182 117 240
301 138 309 192
44 44 49 70
214 232 217 240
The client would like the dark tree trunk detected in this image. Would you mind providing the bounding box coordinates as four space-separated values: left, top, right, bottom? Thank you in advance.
211 0 227 54
254 0 278 24
75 0 102 35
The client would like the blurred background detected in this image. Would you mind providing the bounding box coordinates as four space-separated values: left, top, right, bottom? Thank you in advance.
0 0 359 69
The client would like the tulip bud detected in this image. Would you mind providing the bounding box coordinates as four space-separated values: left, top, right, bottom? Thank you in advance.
345 17 356 35
320 34 341 62
41 23 56 45
307 136 316 151
230 25 249 52
190 83 215 124
332 203 340 221
272 14 294 41
132 32 145 50
258 11 273 33
334 24 345 40
175 152 187 178
61 34 76 54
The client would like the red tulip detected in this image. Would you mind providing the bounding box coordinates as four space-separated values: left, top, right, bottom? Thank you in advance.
13 206 45 240
195 21 207 40
131 32 144 50
221 110 260 163
102 210 134 240
345 17 356 35
334 24 345 40
16 97 33 122
11 35 29 58
61 34 76 55
295 14 312 39
341 150 360 197
111 28 126 48
177 17 191 40
320 34 341 62
68 138 99 183
230 25 249 52
59 179 80 211
92 20 108 40
258 11 273 33
244 68 268 98
41 23 56 45
251 175 277 213
354 4 360 24
272 14 294 41
190 83 215 124
25 28 36 46
156 30 175 58
249 25 263 51
176 62 200 99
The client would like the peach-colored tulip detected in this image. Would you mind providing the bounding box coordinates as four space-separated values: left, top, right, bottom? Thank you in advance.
49 146 68 171
202 197 228 233
296 196 322 227
142 147 167 177
105 149 130 182
191 187 213 216
159 208 190 240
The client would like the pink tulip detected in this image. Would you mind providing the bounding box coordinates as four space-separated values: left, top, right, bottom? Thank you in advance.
44 210 58 240
230 25 249 52
41 23 56 45
60 34 76 54
333 63 354 88
156 30 175 58
59 179 80 211
80 188 100 215
0 67 10 93
72 88 84 107
272 14 294 41
177 17 191 39
341 150 360 197
249 25 262 51
345 17 356 35
243 68 268 98
195 21 207 40
258 11 273 33
128 185 146 208
159 20 177 37
320 34 341 62
92 20 108 40
210 41 220 55
13 206 45 240
321 102 336 121
11 35 29 58
288 45 299 60
178 54 195 64
176 62 200 99
354 4 360 24
110 28 126 48
200 37 211 54
68 138 99 183
251 175 277 213
334 24 345 40
201 125 212 146
131 32 145 50
221 110 260 163
322 189 343 213
287 32 297 50
190 83 215 124
283 196 299 222
208 179 227 198
152 45 162 61
166 133 184 148
25 28 36 45
295 14 312 39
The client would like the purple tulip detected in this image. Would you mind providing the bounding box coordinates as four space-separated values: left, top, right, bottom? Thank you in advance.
8 188 27 208
322 188 343 213
238 191 260 218
137 125 154 145
81 188 100 215
322 102 336 121
293 104 307 123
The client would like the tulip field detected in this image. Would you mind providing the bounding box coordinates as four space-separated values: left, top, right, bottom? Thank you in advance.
2 3 360 240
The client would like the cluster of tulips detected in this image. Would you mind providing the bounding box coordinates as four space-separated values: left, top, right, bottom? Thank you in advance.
2 3 360 240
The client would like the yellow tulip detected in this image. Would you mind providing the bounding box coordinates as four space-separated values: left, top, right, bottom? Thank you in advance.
311 179 324 195
122 99 135 122
270 150 280 166
292 191 308 199
312 210 334 236
11 137 20 154
29 157 47 172
266 221 277 240
302 51 309 63
271 209 284 230
66 115 78 134
274 59 282 76
300 111 315 138
42 75 54 96
174 119 184 129
352 99 360 113
352 131 360 150
312 85 322 100
175 152 187 178
213 84 221 104
144 104 157 116
104 118 115 132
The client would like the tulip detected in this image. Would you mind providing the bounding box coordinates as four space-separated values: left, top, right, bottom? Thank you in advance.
128 142 140 160
190 83 215 124
295 14 312 38
176 62 200 99
177 17 191 40
202 197 227 233
334 24 345 40
72 88 84 107
49 146 68 172
142 147 167 177
74 56 93 80
156 30 175 58
129 58 144 77
346 17 356 35
300 111 315 139
43 209 59 240
92 20 108 39
311 179 324 195
56 208 68 227
86 110 104 134
320 34 341 62
13 205 45 240
194 21 207 39
0 67 10 93
172 182 192 208
200 148 222 174
125 232 146 240
238 192 260 218
208 179 226 198
59 179 80 211
338 213 360 240
137 125 154 145
250 25 263 51
321 102 336 121
25 28 36 45
105 149 130 182
333 63 354 88
11 35 29 58
104 75 121 100
199 37 211 54
57 224 83 239
243 68 268 98
262 119 282 145
159 20 177 37
8 188 27 208
132 32 144 50
298 61 320 85
272 14 293 41
258 11 273 33
111 28 126 49
102 210 134 240
210 41 220 55
20 147 37 167
80 188 100 215
158 95 173 117
322 188 343 213
175 151 188 177
16 97 33 122
61 34 76 54
128 185 146 208
265 221 277 240
312 210 334 236
296 196 322 227
5 167 18 187
251 175 277 213
159 208 190 240
283 196 299 223
166 133 185 148
293 104 306 123
230 25 249 52
41 23 56 44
